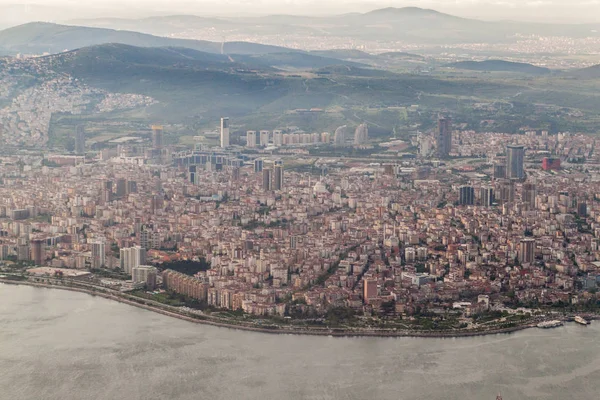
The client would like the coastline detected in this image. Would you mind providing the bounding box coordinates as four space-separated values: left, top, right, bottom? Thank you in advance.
0 279 558 338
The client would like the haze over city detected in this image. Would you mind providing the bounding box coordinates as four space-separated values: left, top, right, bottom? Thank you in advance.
2 0 600 399
1 0 600 23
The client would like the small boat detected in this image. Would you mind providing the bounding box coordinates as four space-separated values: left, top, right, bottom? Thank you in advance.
537 320 563 329
574 316 590 325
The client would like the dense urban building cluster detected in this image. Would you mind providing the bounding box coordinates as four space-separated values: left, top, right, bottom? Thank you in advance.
0 57 156 147
1 117 600 321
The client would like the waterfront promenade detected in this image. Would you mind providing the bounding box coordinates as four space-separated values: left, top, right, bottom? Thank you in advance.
3 277 585 339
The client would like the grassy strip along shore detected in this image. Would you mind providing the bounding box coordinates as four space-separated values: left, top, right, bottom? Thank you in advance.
2 277 575 338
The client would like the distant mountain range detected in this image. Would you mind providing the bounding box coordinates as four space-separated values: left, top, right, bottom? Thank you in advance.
66 7 600 46
445 60 552 75
3 7 600 60
0 22 294 56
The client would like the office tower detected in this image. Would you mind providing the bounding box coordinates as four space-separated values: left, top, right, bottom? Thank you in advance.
132 265 158 290
480 186 494 207
31 239 44 265
246 131 257 148
232 167 240 181
273 164 284 191
273 130 283 147
496 179 515 204
189 165 197 184
519 238 535 264
220 117 230 148
152 125 164 149
334 125 347 146
493 162 506 179
354 123 368 145
436 116 452 158
254 158 264 173
91 240 106 269
75 125 85 155
363 279 378 304
506 145 525 179
542 157 561 171
459 186 475 205
522 183 537 209
102 180 113 203
151 195 163 214
262 168 272 191
578 202 587 217
116 178 127 198
259 130 270 146
127 180 138 194
120 246 146 275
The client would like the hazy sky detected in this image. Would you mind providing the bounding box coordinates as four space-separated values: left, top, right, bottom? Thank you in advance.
0 0 599 23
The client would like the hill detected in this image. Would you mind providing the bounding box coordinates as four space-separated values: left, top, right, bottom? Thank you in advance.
66 15 231 36
309 49 377 61
0 22 294 56
45 44 251 71
567 64 600 79
6 42 600 148
26 43 521 123
444 60 552 75
378 52 425 60
314 65 396 77
40 44 359 72
241 52 365 70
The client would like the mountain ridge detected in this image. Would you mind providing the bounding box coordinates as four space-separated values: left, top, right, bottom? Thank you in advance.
445 60 552 75
0 22 296 56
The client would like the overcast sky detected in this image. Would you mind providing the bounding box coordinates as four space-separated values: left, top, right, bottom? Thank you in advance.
0 0 599 23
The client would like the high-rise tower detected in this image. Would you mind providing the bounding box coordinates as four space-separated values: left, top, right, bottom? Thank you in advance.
152 125 164 149
334 126 347 146
436 116 452 159
273 163 284 191
522 183 536 209
519 238 535 264
91 240 106 269
480 186 494 207
75 125 85 155
246 131 257 148
506 145 525 180
459 186 475 206
262 168 272 191
220 117 230 148
259 130 270 147
354 123 368 145
31 239 44 266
